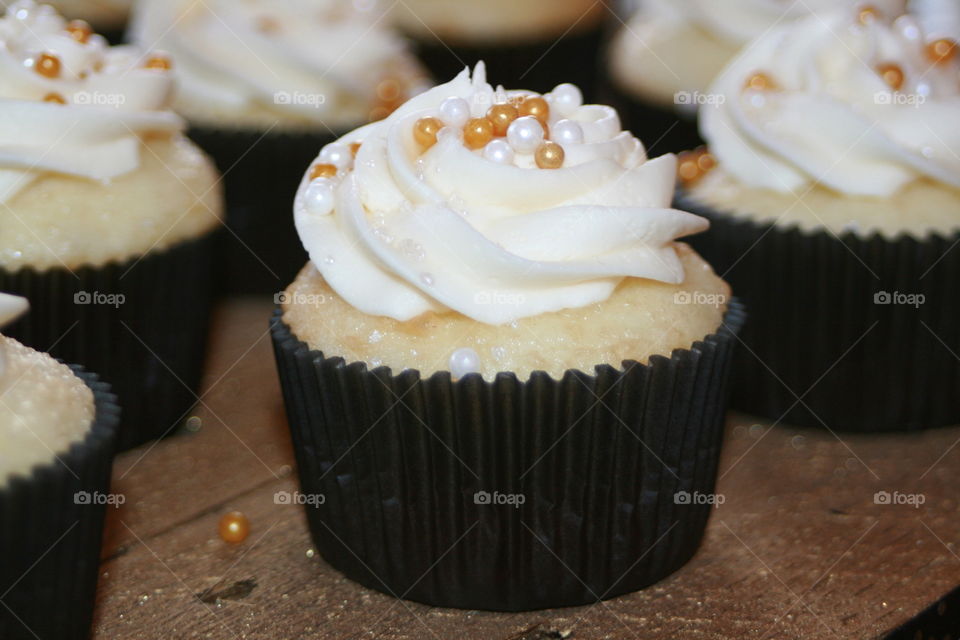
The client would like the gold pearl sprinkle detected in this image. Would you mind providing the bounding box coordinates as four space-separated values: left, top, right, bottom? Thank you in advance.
857 4 881 24
677 147 716 186
310 163 338 180
463 117 494 150
43 92 66 105
349 142 361 156
66 19 92 44
744 72 777 91
257 16 280 34
927 38 958 65
144 55 172 71
535 141 565 169
34 53 61 79
413 117 444 151
377 78 401 103
518 96 550 125
877 62 904 91
487 104 519 137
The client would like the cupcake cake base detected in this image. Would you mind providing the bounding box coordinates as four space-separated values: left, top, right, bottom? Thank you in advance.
0 368 120 640
271 303 745 611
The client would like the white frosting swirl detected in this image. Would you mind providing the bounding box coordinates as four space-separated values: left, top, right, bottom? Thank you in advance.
700 7 960 197
0 0 181 204
130 0 425 129
294 64 708 325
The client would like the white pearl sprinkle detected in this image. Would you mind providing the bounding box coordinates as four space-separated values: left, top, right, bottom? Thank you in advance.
320 143 351 170
482 139 515 164
550 83 583 116
449 348 480 379
506 116 544 154
304 178 335 216
440 96 471 127
552 119 584 145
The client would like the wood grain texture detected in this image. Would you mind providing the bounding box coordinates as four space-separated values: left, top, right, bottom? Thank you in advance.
92 299 960 639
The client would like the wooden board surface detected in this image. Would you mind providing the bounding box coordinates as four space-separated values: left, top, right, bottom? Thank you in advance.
92 299 960 639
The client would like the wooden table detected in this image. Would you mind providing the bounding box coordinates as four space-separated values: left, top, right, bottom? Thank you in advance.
93 299 960 639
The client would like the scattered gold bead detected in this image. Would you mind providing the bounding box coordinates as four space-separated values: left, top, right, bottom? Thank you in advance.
463 117 494 150
377 78 401 103
857 4 881 24
518 96 550 125
677 147 716 186
43 92 66 105
34 53 61 79
487 104 519 137
744 72 777 91
144 55 172 71
877 62 904 91
927 38 958 65
349 142 361 156
369 105 392 122
535 141 565 169
218 511 249 544
66 20 92 44
413 116 443 151
310 163 337 180
257 16 280 34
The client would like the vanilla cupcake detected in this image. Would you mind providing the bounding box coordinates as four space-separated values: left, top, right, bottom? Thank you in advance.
605 0 903 152
388 0 606 97
0 294 120 640
272 64 744 610
130 0 428 293
680 6 960 431
0 1 222 449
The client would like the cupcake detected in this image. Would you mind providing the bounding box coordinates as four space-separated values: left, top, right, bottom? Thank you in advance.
129 0 428 293
387 0 606 98
680 5 960 432
605 0 903 153
0 294 120 640
272 63 744 610
0 0 223 449
23 0 130 41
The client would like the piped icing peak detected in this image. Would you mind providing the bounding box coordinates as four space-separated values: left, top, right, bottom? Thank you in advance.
294 63 709 326
0 0 182 203
699 5 960 197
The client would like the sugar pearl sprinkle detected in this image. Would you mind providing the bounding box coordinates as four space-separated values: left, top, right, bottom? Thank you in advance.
449 347 481 380
304 142 361 216
410 83 586 170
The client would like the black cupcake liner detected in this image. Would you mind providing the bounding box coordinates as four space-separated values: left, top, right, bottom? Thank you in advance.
412 24 605 101
0 232 216 450
679 190 960 432
0 367 120 640
271 302 745 611
187 127 338 295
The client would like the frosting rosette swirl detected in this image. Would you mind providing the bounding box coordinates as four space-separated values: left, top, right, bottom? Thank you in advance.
294 64 708 325
700 5 960 197
130 0 425 129
0 0 181 204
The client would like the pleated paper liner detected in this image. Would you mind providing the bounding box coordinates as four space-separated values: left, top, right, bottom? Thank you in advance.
271 302 745 611
411 25 605 100
0 367 120 640
187 126 339 295
0 231 216 450
679 190 960 433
